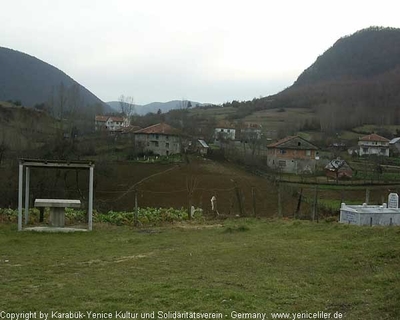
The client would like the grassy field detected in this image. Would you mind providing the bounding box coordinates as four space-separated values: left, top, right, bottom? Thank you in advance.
1 219 399 319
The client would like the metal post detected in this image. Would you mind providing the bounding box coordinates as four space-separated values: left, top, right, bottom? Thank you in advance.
24 167 30 225
88 165 94 231
18 162 23 231
134 190 138 227
278 183 282 218
312 185 318 222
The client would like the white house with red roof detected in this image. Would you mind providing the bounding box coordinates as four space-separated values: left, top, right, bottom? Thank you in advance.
214 121 236 145
134 123 181 156
95 115 130 132
358 133 390 156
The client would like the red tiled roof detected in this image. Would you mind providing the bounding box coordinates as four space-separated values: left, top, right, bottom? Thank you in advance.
216 120 235 129
267 135 318 150
95 115 126 122
134 123 179 135
267 136 297 148
95 115 108 122
359 133 389 142
108 116 125 122
242 122 262 129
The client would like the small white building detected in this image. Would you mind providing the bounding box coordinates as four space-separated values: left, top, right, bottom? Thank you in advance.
358 133 390 157
95 115 130 132
340 201 400 226
214 127 236 143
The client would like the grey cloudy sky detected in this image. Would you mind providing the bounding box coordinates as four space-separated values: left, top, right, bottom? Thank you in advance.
2 0 400 105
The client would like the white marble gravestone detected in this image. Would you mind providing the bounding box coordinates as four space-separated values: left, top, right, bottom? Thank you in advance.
388 193 399 209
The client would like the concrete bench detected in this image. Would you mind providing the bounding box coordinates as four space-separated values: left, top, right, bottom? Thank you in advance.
34 199 81 227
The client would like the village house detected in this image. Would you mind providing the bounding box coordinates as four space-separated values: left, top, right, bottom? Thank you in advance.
95 115 130 132
194 139 210 156
389 137 400 155
214 122 236 145
325 158 353 180
237 122 262 141
267 136 319 174
357 133 390 156
134 123 181 156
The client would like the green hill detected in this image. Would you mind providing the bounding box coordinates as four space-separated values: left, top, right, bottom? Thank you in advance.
0 47 108 110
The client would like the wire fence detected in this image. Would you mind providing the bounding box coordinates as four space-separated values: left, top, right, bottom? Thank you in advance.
1 164 397 220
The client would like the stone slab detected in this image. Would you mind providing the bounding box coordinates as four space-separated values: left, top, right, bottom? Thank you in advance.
24 227 88 233
34 199 81 208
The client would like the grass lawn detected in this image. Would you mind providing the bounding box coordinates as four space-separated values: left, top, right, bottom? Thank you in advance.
1 220 399 319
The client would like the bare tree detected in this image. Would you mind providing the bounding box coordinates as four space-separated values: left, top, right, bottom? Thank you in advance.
47 82 68 134
66 84 84 139
178 99 191 109
118 95 135 121
57 82 68 123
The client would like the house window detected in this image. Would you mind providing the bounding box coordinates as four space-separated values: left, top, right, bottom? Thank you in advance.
227 129 230 133
156 135 159 139
363 148 368 153
166 143 170 149
306 150 311 156
278 160 286 167
280 149 286 154
381 148 386 153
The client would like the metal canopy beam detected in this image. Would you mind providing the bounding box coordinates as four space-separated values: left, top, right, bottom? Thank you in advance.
20 158 94 169
17 158 95 231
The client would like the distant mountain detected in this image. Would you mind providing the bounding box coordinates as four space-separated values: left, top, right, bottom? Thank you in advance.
107 100 206 115
0 47 107 109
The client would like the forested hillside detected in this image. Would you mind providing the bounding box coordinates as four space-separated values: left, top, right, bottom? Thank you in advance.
222 27 400 133
0 47 107 110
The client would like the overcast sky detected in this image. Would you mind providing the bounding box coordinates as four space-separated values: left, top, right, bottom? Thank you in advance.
1 0 400 105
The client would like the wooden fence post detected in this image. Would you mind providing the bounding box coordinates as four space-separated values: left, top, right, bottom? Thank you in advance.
134 189 138 227
312 185 318 222
278 182 282 218
252 187 257 217
295 188 303 219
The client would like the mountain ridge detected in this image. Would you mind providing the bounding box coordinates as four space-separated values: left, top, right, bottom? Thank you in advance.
107 100 207 115
0 46 108 110
220 27 400 134
294 26 400 86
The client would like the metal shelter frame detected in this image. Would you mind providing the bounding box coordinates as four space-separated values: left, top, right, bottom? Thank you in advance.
17 159 95 231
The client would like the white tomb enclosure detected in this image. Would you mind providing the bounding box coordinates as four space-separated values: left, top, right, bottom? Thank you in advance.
340 201 400 226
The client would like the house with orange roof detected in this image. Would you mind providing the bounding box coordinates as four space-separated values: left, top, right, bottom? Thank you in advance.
358 133 390 156
267 136 319 174
134 123 181 156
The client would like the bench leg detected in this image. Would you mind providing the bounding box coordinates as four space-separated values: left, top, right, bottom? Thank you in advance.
50 208 65 227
